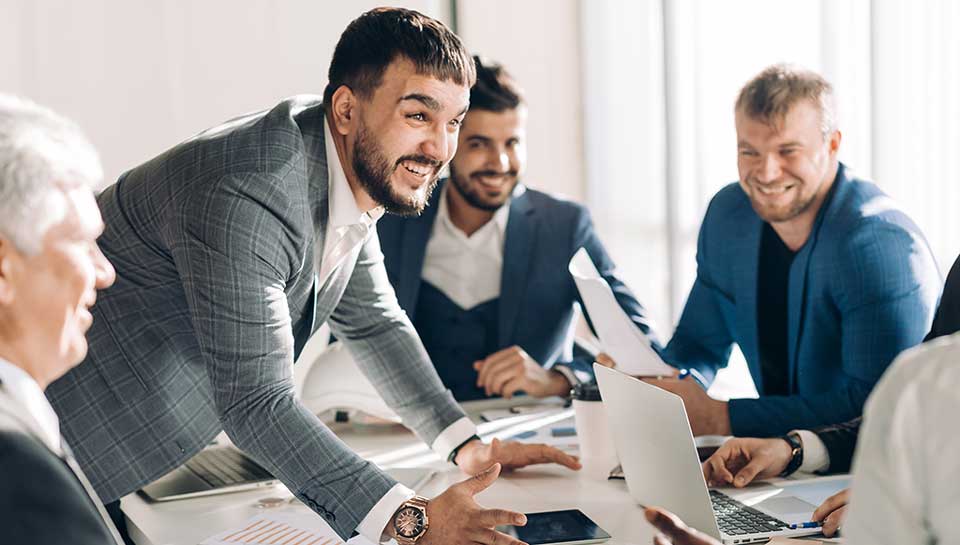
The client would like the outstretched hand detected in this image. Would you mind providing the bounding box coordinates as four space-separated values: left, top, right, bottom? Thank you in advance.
454 437 581 475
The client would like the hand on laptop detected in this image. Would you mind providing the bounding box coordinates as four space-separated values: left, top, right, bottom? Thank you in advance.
474 345 570 398
643 376 731 436
812 488 849 537
455 437 582 475
644 506 720 545
702 438 850 537
701 437 792 487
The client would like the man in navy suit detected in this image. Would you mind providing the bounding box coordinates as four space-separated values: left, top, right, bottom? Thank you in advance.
649 64 941 438
378 57 658 401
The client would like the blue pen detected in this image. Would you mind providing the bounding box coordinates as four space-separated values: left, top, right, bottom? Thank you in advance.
788 522 822 529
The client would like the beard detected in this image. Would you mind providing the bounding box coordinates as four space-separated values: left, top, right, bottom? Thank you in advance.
352 120 441 217
746 180 818 223
449 164 519 212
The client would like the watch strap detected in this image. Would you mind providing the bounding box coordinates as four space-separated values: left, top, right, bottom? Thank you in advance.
448 434 480 465
393 495 430 545
779 431 804 477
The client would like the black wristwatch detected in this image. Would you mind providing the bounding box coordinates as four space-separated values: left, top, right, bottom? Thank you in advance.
392 495 430 544
448 434 481 465
779 431 804 477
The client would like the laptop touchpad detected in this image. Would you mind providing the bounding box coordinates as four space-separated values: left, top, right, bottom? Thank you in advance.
756 496 818 523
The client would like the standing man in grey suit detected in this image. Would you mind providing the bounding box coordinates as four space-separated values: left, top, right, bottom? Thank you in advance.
46 8 579 545
0 95 121 544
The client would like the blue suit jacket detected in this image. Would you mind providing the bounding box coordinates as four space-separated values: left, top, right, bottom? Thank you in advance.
377 180 659 388
662 164 941 436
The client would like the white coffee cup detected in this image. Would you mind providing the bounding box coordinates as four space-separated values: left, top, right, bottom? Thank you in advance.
572 383 619 479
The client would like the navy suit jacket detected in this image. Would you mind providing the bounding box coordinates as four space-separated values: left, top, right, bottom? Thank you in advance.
662 164 941 436
377 180 658 389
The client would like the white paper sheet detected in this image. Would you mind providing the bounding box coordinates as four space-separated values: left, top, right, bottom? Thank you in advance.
569 247 674 376
201 511 374 545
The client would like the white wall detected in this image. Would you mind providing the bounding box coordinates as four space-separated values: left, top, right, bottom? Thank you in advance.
455 0 586 202
0 0 449 185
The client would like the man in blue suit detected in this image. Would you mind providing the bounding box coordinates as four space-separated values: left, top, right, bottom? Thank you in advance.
650 64 941 438
378 57 658 401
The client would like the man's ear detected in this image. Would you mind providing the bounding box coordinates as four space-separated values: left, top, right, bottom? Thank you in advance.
828 129 842 156
330 85 358 137
0 238 18 305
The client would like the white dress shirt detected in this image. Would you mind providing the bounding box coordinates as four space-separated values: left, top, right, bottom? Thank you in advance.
0 356 61 452
421 182 510 310
794 429 830 474
319 120 478 543
843 334 960 544
318 119 385 289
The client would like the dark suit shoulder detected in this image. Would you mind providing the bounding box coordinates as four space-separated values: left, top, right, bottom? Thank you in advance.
699 182 755 237
0 431 115 545
520 186 590 223
822 176 930 269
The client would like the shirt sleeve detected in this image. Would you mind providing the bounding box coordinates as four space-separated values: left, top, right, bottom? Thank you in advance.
843 350 933 545
793 429 830 474
355 484 416 544
430 417 478 460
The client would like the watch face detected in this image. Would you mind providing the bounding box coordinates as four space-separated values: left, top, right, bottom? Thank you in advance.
395 506 426 538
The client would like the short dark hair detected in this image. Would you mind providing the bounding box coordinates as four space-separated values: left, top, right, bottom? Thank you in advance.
323 8 475 106
469 55 525 112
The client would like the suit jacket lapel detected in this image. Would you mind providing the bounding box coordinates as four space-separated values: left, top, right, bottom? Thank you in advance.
786 165 847 390
397 185 442 318
60 442 126 545
0 385 124 545
735 215 763 388
499 188 537 347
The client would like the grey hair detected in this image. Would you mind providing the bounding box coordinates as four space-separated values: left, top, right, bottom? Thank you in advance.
0 94 102 254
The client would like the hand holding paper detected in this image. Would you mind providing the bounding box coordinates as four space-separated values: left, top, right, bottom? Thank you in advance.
569 248 673 376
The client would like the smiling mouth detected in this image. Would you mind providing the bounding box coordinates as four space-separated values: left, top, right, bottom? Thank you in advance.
400 160 433 178
473 172 513 189
755 183 794 196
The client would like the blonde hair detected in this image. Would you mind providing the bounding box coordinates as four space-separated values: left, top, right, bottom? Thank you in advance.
735 64 837 137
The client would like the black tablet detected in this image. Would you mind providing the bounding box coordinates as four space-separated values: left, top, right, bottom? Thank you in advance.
496 509 612 545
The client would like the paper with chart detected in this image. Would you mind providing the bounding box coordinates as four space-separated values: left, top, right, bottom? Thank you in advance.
201 512 374 545
569 247 673 376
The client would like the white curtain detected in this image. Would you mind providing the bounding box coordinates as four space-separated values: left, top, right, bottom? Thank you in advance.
581 0 960 397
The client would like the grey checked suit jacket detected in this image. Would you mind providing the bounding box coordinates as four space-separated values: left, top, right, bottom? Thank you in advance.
46 96 467 539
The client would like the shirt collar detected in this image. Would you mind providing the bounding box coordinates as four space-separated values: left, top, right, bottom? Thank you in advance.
437 180 511 237
0 355 61 452
323 118 386 230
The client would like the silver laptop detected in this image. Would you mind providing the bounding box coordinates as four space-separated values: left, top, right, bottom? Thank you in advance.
594 364 847 544
141 445 438 502
140 445 279 501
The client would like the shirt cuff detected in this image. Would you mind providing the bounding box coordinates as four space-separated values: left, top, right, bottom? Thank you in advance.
552 364 579 388
430 416 478 461
795 429 830 473
356 483 416 544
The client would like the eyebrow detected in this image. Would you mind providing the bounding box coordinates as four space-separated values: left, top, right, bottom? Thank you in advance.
398 94 469 118
465 135 491 143
399 93 441 111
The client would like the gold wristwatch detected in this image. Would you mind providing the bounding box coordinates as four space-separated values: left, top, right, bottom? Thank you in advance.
392 495 430 544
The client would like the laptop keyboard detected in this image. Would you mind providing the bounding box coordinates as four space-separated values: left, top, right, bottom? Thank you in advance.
710 490 790 536
185 447 274 488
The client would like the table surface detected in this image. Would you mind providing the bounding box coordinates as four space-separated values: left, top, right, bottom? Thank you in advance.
121 404 841 545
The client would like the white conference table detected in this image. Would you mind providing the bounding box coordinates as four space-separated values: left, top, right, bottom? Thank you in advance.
121 404 841 545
